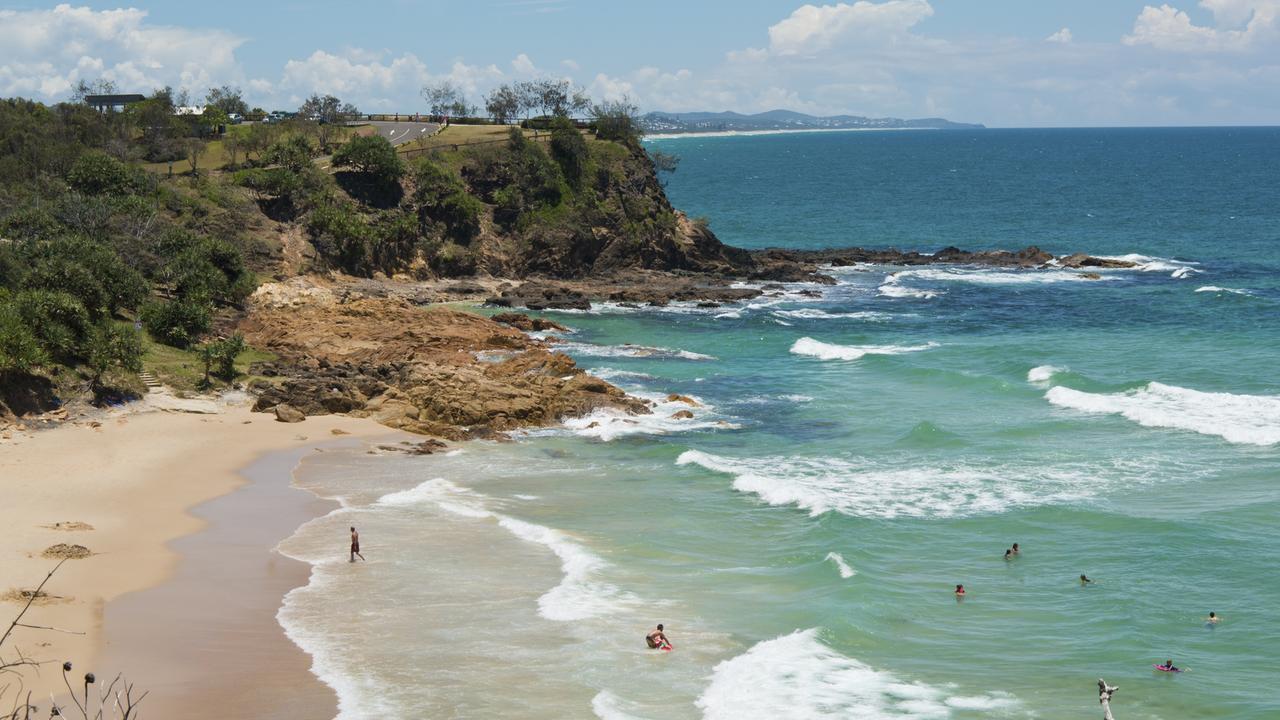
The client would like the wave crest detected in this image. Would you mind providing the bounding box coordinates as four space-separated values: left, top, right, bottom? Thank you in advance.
790 337 938 362
1046 382 1280 446
696 629 1020 719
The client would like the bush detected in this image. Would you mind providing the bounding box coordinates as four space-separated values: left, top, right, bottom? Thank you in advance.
12 290 91 361
67 151 140 196
332 135 403 184
0 301 47 374
20 236 148 317
413 160 483 244
235 167 302 202
86 321 143 382
264 135 315 173
141 298 211 348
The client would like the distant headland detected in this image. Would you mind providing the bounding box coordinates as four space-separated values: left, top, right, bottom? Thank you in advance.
639 109 984 135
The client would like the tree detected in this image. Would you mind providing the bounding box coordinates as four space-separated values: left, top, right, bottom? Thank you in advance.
484 85 520 124
298 94 359 150
549 116 588 184
223 132 243 167
593 98 643 144
525 79 591 118
264 135 315 173
198 333 244 386
421 81 470 117
242 122 277 161
184 138 207 175
205 85 248 116
332 135 404 183
648 149 679 185
70 78 118 104
86 321 143 385
141 298 211 348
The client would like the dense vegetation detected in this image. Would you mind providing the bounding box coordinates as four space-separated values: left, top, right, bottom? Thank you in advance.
0 96 259 411
0 86 686 417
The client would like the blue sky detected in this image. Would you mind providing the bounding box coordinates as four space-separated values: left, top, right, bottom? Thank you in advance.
2 1 1279 126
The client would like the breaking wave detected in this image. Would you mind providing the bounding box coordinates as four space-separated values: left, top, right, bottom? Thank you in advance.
1046 382 1280 446
790 337 938 362
696 629 1020 719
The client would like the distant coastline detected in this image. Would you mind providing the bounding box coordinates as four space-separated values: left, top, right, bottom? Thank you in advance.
644 126 945 141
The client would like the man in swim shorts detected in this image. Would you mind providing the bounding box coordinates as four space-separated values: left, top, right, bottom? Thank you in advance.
646 624 671 650
350 526 365 562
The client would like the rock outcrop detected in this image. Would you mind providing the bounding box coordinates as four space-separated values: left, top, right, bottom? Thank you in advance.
241 279 648 439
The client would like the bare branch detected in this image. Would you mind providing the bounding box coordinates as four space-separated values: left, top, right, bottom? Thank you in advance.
0 561 67 651
1098 678 1119 720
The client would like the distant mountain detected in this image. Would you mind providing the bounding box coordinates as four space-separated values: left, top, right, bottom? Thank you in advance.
640 110 984 134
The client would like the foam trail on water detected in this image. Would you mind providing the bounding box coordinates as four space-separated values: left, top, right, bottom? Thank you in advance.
378 478 636 620
877 273 940 299
894 267 1118 286
695 629 1020 719
790 337 938 362
1093 254 1199 273
676 450 1143 519
1046 382 1280 446
825 552 856 578
1026 365 1065 385
774 309 891 321
1195 285 1254 296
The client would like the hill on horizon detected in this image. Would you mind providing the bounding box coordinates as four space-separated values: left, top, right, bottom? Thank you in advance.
640 109 984 134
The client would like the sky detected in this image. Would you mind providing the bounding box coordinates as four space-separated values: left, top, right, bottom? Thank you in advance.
1 1 1278 126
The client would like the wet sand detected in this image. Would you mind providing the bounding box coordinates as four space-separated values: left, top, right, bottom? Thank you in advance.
0 403 385 711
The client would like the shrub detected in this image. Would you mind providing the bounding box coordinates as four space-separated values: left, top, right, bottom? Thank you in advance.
0 301 47 374
12 290 91 361
264 135 315 173
235 167 302 202
67 151 140 196
141 298 211 348
332 135 404 184
20 236 148 317
0 206 60 242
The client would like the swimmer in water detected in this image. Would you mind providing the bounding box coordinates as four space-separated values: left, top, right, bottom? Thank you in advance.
1158 659 1180 672
646 624 671 650
1080 574 1093 585
1004 549 1013 560
1011 543 1020 555
955 584 966 597
1206 612 1220 625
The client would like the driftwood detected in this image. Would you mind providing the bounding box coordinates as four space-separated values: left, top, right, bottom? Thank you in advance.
1 563 146 720
1098 678 1119 720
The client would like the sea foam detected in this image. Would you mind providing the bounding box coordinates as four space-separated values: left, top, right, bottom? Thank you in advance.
1195 285 1254 296
825 552 856 578
773 309 891 321
561 389 735 441
676 450 1108 519
553 340 715 361
696 629 1019 719
378 478 636 620
1026 365 1065 384
790 337 937 362
1046 382 1280 446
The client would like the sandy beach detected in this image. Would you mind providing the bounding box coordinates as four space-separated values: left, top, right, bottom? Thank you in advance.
0 401 385 715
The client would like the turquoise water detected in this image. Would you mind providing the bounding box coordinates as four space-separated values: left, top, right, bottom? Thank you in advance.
281 128 1280 719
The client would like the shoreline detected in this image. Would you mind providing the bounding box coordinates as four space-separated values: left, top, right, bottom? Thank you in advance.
0 401 386 713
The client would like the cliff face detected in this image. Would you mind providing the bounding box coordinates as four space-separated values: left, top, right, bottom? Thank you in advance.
305 131 755 282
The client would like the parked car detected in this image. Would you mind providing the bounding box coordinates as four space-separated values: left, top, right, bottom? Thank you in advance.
228 113 243 124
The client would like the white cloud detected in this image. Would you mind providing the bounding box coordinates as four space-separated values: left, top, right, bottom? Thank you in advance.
1123 1 1279 51
0 4 243 98
1046 27 1073 43
277 50 507 110
767 0 934 55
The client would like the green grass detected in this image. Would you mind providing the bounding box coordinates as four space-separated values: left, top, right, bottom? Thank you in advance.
142 335 278 392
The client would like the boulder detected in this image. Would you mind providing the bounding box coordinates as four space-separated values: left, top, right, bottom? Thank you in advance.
274 404 305 423
670 410 695 420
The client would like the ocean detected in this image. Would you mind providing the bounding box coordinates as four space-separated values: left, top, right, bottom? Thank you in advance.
277 128 1280 719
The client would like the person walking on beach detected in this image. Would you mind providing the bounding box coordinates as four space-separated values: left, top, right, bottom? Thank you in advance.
646 624 671 650
350 526 365 562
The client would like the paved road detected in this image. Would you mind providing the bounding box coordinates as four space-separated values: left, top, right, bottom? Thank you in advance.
363 120 441 146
